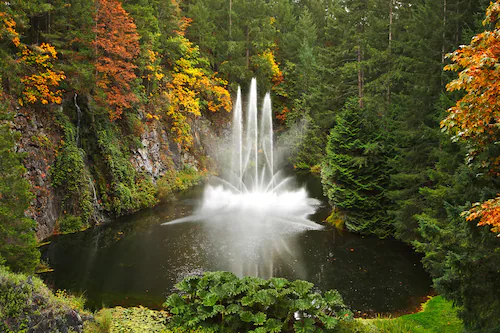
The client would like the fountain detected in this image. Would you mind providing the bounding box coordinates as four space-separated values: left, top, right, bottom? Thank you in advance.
162 78 322 278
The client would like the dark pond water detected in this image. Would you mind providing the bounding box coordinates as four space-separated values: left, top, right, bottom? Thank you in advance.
40 172 432 316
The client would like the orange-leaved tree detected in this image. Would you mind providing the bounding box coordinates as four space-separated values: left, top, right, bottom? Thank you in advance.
93 0 140 121
442 1 500 234
0 11 20 47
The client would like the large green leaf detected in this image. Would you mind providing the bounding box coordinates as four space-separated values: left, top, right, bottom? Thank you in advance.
264 318 283 332
202 292 219 306
253 312 267 325
293 318 317 333
291 280 314 296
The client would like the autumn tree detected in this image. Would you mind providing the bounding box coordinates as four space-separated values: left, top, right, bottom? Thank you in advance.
161 34 231 148
443 1 500 234
93 0 140 121
1 10 65 106
18 43 66 105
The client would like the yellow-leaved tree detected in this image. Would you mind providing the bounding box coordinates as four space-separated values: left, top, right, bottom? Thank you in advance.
1 11 65 106
150 14 231 149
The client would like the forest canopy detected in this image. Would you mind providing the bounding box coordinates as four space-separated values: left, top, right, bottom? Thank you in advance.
0 0 499 332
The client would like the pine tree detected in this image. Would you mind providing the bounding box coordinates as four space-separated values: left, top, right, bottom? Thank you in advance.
321 99 391 236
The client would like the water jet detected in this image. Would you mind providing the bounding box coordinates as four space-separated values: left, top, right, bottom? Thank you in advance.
162 79 322 277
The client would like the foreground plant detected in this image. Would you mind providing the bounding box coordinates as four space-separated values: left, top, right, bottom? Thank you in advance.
164 271 353 333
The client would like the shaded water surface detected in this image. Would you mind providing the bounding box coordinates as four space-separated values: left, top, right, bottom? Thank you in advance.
40 172 432 315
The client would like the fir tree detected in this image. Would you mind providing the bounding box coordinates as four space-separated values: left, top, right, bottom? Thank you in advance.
321 98 391 236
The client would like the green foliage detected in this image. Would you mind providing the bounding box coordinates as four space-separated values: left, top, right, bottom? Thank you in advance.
57 214 85 234
91 117 157 216
164 271 353 333
397 296 463 333
366 296 463 333
51 110 94 227
284 111 325 170
0 265 90 333
0 266 33 332
157 166 205 201
412 159 500 332
321 99 391 237
84 309 113 333
0 124 39 274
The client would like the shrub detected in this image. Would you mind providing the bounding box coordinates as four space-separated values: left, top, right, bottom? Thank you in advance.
0 266 91 332
157 167 205 202
58 214 85 234
164 271 353 333
0 124 39 273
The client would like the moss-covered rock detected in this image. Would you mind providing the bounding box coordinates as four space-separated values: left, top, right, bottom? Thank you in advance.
0 266 92 333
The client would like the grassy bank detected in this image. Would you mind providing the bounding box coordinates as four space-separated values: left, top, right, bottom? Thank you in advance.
85 296 463 333
0 266 462 333
337 296 463 333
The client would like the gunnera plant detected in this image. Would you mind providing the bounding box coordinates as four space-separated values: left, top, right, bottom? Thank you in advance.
164 271 353 333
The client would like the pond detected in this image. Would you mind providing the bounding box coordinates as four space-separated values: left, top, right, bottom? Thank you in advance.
40 172 432 316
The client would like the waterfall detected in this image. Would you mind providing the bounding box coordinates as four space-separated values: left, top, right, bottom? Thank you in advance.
74 93 82 148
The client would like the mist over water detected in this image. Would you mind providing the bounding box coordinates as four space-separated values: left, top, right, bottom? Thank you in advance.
162 79 322 278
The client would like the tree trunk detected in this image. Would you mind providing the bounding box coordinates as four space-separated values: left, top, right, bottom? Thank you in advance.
357 42 364 109
442 0 447 64
246 26 250 68
388 0 393 106
388 0 393 50
229 0 232 40
441 0 447 87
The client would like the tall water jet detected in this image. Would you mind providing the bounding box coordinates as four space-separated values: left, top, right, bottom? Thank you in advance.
163 78 322 278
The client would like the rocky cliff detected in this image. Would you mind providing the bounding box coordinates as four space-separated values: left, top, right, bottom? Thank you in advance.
10 96 225 241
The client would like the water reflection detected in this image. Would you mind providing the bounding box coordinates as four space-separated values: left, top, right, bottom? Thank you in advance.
40 176 432 314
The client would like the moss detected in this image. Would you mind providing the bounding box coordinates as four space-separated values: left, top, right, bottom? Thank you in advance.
0 123 39 273
91 117 157 216
310 164 322 174
157 167 205 202
348 296 464 333
325 208 345 230
393 296 463 333
0 266 91 333
52 111 94 225
57 214 88 234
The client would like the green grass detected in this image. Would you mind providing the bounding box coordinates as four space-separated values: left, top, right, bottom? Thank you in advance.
369 296 463 333
334 296 463 333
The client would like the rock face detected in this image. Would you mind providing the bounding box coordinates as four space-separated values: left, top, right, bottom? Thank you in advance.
129 116 222 183
12 101 223 240
129 121 174 181
13 108 62 240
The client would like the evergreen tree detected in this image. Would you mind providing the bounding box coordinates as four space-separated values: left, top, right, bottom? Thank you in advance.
387 0 490 242
321 99 391 236
0 124 39 273
414 163 500 332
